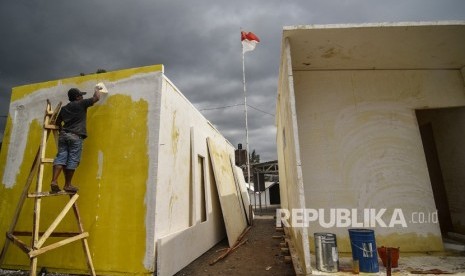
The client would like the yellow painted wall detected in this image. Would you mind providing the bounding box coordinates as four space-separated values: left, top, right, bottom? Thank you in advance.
0 65 163 275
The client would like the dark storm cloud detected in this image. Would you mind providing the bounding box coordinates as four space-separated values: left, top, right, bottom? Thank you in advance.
1 0 464 161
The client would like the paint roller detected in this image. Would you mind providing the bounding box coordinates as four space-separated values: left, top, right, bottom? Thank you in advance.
95 82 109 93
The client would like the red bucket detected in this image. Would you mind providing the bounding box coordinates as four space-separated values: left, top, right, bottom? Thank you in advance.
377 246 399 268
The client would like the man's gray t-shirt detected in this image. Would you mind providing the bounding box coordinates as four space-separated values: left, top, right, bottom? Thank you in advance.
58 98 94 138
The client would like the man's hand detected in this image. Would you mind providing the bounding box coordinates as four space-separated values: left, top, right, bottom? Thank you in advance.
92 86 101 103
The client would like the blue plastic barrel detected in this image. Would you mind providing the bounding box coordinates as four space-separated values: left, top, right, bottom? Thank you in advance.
348 229 379 272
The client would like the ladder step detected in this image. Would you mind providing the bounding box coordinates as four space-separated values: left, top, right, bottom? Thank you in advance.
29 232 89 258
41 158 54 163
13 231 82 237
28 191 77 198
44 124 59 130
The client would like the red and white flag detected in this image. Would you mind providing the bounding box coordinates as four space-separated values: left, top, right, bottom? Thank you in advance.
241 31 260 53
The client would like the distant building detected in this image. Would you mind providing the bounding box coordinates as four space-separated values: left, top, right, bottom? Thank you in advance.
235 143 247 166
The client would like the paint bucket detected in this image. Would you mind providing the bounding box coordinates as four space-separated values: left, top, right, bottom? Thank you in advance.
314 233 339 272
348 229 379 273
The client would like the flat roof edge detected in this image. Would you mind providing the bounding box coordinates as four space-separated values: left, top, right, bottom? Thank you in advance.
283 20 465 31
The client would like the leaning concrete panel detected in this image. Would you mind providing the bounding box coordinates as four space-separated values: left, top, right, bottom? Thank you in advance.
207 138 248 247
233 166 252 223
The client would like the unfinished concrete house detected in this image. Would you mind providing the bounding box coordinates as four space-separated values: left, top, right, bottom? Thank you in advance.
276 21 465 273
0 65 248 275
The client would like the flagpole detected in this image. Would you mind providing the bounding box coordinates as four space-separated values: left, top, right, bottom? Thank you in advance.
241 30 260 222
242 48 252 192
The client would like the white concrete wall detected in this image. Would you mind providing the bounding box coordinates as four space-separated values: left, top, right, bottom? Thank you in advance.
154 76 228 275
293 69 465 252
276 38 312 274
249 191 270 206
155 75 228 237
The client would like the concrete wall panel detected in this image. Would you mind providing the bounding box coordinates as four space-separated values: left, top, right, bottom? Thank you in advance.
0 65 163 274
278 22 465 273
207 137 247 247
294 69 465 252
233 166 252 223
276 38 311 273
156 125 226 276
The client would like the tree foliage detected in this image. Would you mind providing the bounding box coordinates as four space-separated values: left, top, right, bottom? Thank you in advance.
79 69 107 76
249 149 260 164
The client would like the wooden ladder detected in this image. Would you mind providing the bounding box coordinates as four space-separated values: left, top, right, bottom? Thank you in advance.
0 100 96 276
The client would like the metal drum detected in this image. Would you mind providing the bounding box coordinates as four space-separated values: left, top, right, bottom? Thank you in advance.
314 233 339 272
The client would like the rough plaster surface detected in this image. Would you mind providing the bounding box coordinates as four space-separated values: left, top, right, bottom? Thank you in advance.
293 69 465 252
0 66 163 274
277 23 465 271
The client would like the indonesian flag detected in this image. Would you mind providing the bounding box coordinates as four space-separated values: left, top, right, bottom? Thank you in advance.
241 31 260 53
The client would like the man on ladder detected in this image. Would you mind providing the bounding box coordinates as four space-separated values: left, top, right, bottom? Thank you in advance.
50 86 101 193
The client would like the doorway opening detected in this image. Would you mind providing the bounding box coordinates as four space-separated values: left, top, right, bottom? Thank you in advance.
416 107 465 249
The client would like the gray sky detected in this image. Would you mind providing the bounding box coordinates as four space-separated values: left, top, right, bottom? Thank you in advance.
1 0 464 161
